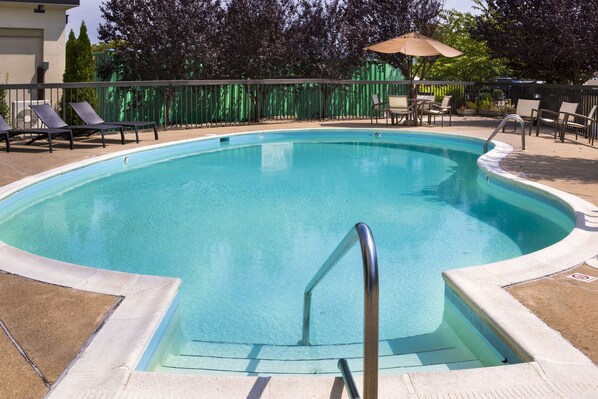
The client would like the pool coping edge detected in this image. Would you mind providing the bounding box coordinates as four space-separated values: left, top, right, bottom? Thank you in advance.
0 128 596 398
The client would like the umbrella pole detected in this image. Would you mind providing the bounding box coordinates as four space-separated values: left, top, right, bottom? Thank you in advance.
409 56 414 99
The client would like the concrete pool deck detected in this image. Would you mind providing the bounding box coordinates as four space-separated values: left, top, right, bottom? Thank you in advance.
0 117 597 398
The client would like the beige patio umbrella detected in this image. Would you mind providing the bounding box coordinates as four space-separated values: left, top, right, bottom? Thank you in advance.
364 32 463 96
364 32 463 58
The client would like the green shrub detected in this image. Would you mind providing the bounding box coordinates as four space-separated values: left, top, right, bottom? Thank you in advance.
0 73 8 121
477 98 496 111
492 89 504 99
60 23 97 125
478 92 492 102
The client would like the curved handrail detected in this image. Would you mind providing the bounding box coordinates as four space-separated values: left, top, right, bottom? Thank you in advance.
301 222 379 399
484 114 526 153
338 358 361 399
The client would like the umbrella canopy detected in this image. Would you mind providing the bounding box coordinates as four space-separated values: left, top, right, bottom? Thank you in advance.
364 32 462 58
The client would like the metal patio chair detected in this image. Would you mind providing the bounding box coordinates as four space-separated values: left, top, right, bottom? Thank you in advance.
504 99 540 135
533 101 578 141
30 104 125 148
0 113 73 153
387 95 415 126
423 95 452 127
70 101 159 143
561 105 597 145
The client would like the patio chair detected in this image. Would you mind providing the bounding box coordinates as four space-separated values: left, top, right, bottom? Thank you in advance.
415 94 434 124
387 95 415 126
0 113 73 153
423 95 452 127
370 94 388 124
70 101 159 142
533 101 578 141
561 105 597 145
504 99 540 135
30 104 125 148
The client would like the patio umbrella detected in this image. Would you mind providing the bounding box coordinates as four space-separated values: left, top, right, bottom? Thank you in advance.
363 32 463 58
364 32 463 96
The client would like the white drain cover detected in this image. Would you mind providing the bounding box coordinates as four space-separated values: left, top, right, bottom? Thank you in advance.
567 273 598 283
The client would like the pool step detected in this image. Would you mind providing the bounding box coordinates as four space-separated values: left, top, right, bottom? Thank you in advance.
154 327 484 375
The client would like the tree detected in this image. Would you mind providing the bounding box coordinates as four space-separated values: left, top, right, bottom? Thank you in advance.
62 22 97 125
288 0 361 79
216 0 296 79
99 0 223 81
361 0 445 81
99 0 223 126
427 10 511 82
473 0 598 84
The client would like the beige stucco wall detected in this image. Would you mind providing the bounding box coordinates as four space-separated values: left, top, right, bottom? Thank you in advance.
0 2 75 85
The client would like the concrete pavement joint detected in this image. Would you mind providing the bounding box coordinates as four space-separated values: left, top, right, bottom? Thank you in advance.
0 319 50 388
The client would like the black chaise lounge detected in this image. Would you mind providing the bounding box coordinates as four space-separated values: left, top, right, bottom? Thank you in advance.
69 101 159 143
30 104 126 148
0 114 73 153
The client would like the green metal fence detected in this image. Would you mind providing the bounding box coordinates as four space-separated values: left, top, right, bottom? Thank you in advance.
9 78 595 131
0 79 476 130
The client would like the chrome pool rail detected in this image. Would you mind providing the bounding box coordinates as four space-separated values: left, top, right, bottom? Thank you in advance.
338 358 361 399
301 222 379 399
484 114 526 153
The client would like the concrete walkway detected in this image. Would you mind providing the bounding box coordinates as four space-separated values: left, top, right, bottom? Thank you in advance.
0 117 596 398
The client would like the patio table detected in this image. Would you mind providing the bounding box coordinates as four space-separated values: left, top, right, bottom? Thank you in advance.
409 98 433 126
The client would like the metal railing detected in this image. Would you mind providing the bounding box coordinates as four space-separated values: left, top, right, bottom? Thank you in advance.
338 358 361 399
2 78 595 133
0 79 474 130
484 114 526 153
301 222 379 399
482 82 598 117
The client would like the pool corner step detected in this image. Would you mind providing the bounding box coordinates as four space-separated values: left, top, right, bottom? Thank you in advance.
155 333 482 376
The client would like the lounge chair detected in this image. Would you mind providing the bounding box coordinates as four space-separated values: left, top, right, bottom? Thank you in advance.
0 113 73 153
533 101 578 141
387 95 415 126
70 101 159 142
370 94 388 124
423 95 452 127
561 105 597 145
30 104 125 148
503 99 540 135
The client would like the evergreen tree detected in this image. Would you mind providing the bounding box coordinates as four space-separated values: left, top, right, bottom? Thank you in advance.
75 22 95 83
0 73 8 121
61 22 97 125
63 30 78 82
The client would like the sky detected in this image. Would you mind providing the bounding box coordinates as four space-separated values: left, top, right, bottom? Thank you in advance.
67 0 478 44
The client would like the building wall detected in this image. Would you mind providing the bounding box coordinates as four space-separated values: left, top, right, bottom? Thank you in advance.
0 2 76 85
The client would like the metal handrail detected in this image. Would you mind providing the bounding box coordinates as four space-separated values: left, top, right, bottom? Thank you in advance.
300 222 379 399
0 79 476 90
338 358 361 399
483 114 526 153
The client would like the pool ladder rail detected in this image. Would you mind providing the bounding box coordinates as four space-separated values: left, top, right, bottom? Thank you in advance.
484 114 526 153
301 222 379 399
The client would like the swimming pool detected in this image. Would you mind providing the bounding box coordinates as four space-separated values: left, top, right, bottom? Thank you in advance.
0 129 574 375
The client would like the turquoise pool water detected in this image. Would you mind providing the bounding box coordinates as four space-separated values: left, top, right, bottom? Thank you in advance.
0 130 573 348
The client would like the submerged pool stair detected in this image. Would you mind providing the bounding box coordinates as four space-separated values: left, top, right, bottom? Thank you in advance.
154 326 483 375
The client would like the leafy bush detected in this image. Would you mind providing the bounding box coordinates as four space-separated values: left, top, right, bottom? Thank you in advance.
478 92 493 102
477 98 496 111
492 89 505 99
0 73 8 121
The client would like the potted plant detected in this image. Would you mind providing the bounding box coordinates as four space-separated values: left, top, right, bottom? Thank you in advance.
456 101 477 116
477 98 502 117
